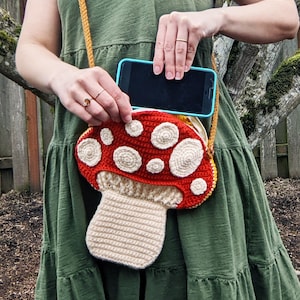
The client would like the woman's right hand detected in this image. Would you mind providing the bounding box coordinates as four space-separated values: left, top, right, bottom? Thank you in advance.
50 65 132 126
16 0 132 126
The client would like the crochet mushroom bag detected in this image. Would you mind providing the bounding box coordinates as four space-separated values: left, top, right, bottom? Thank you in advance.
75 110 217 269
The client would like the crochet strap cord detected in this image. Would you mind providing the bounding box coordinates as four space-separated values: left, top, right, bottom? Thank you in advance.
78 0 95 68
208 55 219 156
78 0 219 151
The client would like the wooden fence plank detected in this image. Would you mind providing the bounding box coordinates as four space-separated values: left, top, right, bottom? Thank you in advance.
9 82 30 191
260 129 278 179
0 157 12 169
0 76 12 156
0 0 31 193
0 0 16 193
287 104 300 178
25 91 41 192
275 120 289 178
0 157 12 194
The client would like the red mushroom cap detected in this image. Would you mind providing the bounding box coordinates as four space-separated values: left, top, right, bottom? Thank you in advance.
75 110 217 209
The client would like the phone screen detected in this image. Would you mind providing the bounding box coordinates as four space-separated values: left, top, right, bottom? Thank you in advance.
116 58 217 118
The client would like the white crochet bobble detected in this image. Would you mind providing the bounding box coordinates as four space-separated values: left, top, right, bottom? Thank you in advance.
77 138 102 167
169 138 203 178
113 146 142 173
151 122 179 149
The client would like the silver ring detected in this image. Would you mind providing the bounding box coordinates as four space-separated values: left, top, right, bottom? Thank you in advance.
95 89 105 100
176 38 188 43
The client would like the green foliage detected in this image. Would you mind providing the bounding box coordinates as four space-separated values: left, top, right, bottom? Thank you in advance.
0 30 17 56
241 50 300 137
0 9 20 57
265 50 300 106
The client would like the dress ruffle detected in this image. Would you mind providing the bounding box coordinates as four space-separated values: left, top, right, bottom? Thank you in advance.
35 249 105 299
35 130 300 299
36 242 299 300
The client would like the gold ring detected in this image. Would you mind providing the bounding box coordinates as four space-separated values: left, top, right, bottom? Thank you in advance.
95 89 105 100
83 98 92 107
176 38 188 43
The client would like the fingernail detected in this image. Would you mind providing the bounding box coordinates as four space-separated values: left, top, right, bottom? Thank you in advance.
154 66 160 75
123 115 132 123
175 72 181 80
166 71 173 80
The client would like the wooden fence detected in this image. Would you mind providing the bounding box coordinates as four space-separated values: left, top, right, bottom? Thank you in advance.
0 1 299 195
0 0 54 194
253 104 300 179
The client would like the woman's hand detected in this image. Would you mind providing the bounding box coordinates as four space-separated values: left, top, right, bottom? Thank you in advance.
153 10 221 80
50 65 132 126
16 0 132 126
153 0 299 80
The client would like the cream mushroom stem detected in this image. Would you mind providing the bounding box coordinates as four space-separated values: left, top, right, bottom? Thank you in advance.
85 171 183 269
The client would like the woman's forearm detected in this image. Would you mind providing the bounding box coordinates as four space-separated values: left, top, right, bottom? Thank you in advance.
219 0 299 43
16 43 77 94
15 0 71 94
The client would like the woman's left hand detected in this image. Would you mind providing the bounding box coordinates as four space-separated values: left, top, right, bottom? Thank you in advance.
153 1 299 79
153 11 220 80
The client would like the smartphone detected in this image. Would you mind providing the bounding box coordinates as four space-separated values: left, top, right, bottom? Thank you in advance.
116 58 217 118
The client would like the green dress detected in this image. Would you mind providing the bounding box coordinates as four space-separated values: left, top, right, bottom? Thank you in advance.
35 0 300 299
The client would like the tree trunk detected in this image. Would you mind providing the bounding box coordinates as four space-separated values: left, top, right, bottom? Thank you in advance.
0 7 55 106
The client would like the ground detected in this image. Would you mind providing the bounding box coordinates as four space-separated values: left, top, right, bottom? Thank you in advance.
0 178 299 299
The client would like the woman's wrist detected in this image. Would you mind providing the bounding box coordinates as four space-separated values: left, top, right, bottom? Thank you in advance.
47 62 78 96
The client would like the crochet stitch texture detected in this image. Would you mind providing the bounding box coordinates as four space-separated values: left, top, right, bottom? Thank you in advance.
75 110 217 268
